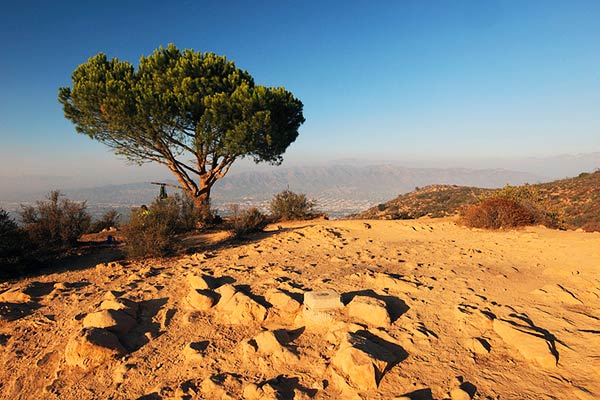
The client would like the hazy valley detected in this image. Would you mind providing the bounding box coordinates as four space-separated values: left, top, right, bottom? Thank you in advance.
1 164 546 220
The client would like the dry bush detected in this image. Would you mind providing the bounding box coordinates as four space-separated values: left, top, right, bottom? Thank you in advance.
20 190 91 250
90 209 120 233
461 197 535 229
269 190 315 221
230 205 267 237
174 192 204 230
124 198 182 258
486 184 564 229
583 221 600 232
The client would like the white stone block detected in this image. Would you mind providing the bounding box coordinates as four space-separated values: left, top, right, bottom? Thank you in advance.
304 290 343 310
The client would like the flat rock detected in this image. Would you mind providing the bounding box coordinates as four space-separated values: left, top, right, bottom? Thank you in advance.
65 328 126 368
346 295 391 327
493 319 557 368
83 309 136 334
265 288 301 313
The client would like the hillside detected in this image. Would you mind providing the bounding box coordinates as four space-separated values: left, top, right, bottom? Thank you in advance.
354 170 600 228
535 171 600 228
353 185 491 220
0 218 599 399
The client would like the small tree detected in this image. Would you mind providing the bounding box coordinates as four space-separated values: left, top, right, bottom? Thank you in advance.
59 44 304 220
20 190 91 250
269 190 315 221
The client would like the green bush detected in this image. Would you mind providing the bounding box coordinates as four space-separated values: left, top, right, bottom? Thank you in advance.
230 205 267 237
124 198 183 258
20 190 91 250
461 197 535 229
269 190 315 221
0 209 30 270
90 209 120 233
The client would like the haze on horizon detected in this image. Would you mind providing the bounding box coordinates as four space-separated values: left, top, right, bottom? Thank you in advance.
1 1 599 196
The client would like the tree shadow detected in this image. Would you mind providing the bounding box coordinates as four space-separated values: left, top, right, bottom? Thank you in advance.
182 223 316 255
0 244 125 283
341 289 410 323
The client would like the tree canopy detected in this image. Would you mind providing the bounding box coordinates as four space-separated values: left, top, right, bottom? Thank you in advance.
59 44 304 218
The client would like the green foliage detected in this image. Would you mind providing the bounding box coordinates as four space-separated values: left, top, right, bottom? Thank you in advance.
90 209 120 233
20 190 91 250
0 209 30 270
461 197 535 229
59 44 304 218
269 190 315 221
229 205 267 237
377 204 387 212
124 198 182 258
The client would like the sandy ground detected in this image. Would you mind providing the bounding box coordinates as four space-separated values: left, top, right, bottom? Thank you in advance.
0 217 599 400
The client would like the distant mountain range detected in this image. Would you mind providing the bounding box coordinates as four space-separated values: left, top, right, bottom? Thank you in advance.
1 164 545 218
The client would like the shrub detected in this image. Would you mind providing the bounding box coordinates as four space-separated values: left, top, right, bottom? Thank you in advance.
90 209 120 233
0 209 30 270
583 221 600 232
461 197 535 229
124 197 182 258
175 193 203 230
20 190 91 250
484 184 564 229
269 190 315 221
230 205 267 237
377 204 387 212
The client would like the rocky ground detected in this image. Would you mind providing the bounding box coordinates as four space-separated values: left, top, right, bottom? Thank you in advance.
0 218 599 400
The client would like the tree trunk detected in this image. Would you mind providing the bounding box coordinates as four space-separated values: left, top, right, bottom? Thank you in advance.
194 187 212 222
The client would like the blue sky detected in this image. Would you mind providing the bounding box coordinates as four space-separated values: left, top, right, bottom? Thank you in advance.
1 1 599 187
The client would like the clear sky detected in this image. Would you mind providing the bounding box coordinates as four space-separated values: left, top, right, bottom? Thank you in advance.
1 0 599 188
